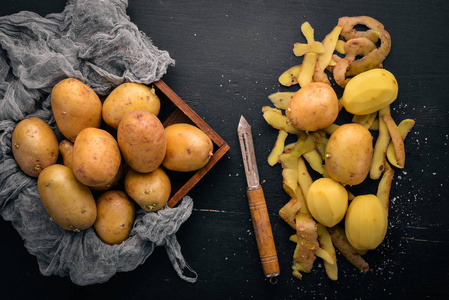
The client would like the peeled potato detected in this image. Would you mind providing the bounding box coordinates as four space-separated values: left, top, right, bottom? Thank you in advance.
306 178 348 227
102 83 161 129
12 117 59 177
325 123 373 186
341 69 398 115
345 194 388 250
163 123 213 172
286 82 339 132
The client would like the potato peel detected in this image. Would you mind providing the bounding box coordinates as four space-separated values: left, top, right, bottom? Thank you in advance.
328 226 369 273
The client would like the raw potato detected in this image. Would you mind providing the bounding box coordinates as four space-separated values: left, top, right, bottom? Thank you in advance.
72 128 121 187
125 167 171 212
94 190 135 245
59 139 74 169
306 178 348 227
37 164 97 232
325 123 373 186
102 83 161 129
163 123 213 172
117 110 166 173
286 82 339 132
340 69 398 115
89 160 127 192
51 78 102 141
12 117 59 177
345 194 388 250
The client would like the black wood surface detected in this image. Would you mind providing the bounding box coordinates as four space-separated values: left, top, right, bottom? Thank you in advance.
1 1 448 299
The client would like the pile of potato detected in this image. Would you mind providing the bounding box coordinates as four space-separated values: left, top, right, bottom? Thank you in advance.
11 78 214 245
263 17 415 280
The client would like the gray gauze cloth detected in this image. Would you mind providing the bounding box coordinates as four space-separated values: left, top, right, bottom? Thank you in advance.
0 0 198 286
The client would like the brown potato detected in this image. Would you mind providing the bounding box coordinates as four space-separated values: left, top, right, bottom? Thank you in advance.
102 83 161 129
51 78 102 141
163 123 213 172
37 164 97 232
72 128 121 187
94 190 135 245
89 160 127 192
12 117 59 177
117 110 166 173
59 139 74 169
286 82 339 132
125 167 171 212
325 123 373 186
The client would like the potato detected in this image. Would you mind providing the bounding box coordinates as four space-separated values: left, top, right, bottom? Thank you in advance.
117 110 166 173
306 178 348 227
325 123 374 186
125 167 171 212
51 78 102 142
12 117 59 177
345 194 388 250
59 139 74 169
72 128 121 187
94 190 135 245
341 69 398 115
286 82 339 132
89 160 127 192
102 83 161 129
163 123 213 172
37 164 97 232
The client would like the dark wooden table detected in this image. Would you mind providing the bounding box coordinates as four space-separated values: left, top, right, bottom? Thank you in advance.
1 1 448 299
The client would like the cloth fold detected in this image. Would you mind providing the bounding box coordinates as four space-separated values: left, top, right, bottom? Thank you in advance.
0 0 197 286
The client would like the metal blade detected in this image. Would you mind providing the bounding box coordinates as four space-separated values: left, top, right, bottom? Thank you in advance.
238 115 260 189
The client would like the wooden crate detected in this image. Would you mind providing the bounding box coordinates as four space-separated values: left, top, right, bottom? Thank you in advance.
153 80 230 208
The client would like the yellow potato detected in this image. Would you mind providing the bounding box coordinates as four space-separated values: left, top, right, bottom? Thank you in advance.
37 164 97 232
94 190 135 245
50 78 102 141
59 139 74 169
341 69 398 115
325 123 373 186
89 160 127 192
72 128 121 187
117 110 166 173
12 117 59 177
163 123 213 172
345 194 388 250
286 82 339 132
125 167 171 212
102 83 161 129
306 178 348 227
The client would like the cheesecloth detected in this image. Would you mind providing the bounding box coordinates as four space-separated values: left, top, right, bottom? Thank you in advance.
0 0 198 286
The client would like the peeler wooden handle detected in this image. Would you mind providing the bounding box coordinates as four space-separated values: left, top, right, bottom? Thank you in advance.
247 185 280 281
